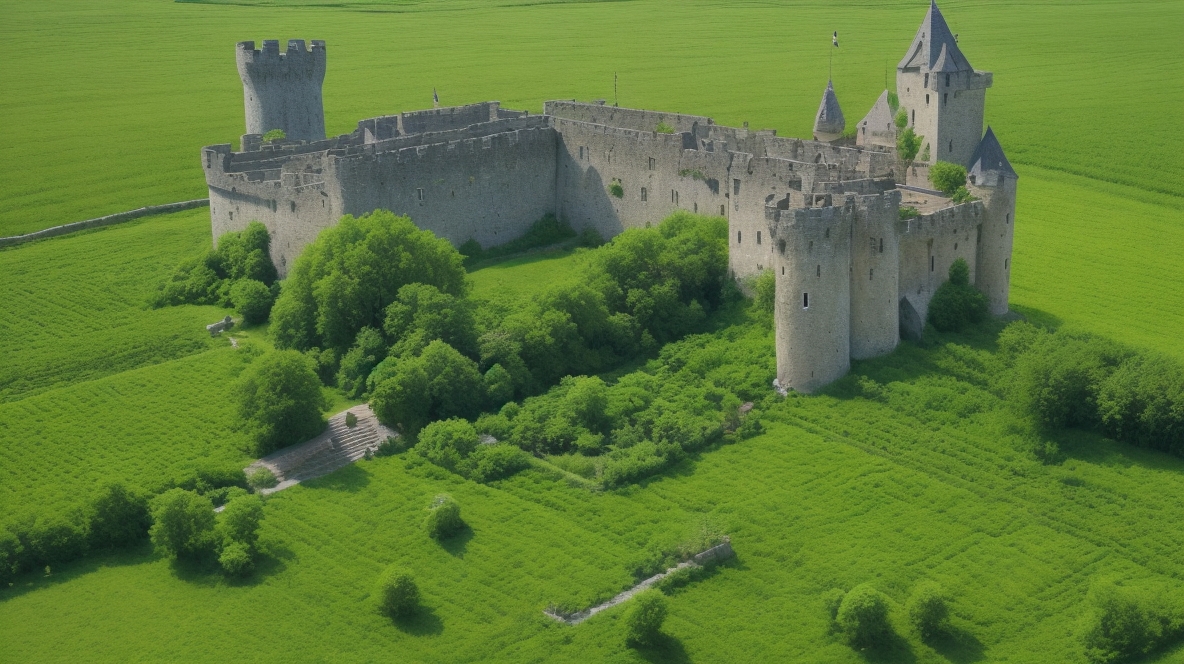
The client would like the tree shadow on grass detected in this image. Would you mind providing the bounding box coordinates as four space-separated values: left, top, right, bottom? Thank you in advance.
925 625 986 664
0 542 157 602
631 633 691 664
304 462 371 492
437 526 473 558
849 631 916 664
392 605 444 636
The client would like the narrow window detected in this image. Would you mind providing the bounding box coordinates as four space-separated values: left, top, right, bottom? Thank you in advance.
737 231 742 244
945 73 951 87
825 228 830 239
1005 258 1010 270
672 189 676 203
862 125 866 135
417 188 424 201
948 140 953 153
641 187 648 201
879 238 884 253
322 199 325 208
734 179 741 196
944 93 948 106
869 237 876 252
930 255 935 272
911 110 915 125
694 202 698 213
955 242 959 250
757 231 762 245
229 211 233 221
648 157 655 170
816 265 820 277
924 73 929 87
720 205 726 215
290 201 296 212
926 93 930 105
1006 213 1010 224
578 146 584 159
803 292 809 308
675 191 679 205
870 268 874 280
809 240 814 252
782 266 785 275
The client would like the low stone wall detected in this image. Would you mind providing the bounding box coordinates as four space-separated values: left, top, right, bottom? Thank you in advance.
0 199 209 248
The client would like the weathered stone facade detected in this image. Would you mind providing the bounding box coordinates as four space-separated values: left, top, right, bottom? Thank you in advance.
203 0 1015 393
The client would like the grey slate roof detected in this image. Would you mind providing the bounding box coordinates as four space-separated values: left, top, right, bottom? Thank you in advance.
898 0 972 72
858 90 895 133
814 79 845 134
968 126 1017 179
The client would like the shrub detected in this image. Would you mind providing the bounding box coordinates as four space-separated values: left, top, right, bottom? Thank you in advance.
951 186 976 204
836 583 893 648
898 206 919 220
919 142 930 162
149 489 217 560
655 121 675 134
424 495 466 540
897 127 921 163
230 279 274 325
345 411 358 428
927 258 988 332
269 209 466 353
624 590 668 646
262 129 286 143
376 565 420 618
1081 578 1184 663
464 444 531 483
1011 332 1126 430
906 580 950 638
219 541 254 577
753 269 775 315
929 161 967 196
247 467 278 489
375 435 410 457
370 341 483 437
417 418 479 472
1096 354 1184 454
219 494 263 551
233 350 328 456
609 180 624 198
888 93 900 113
23 517 89 568
150 222 277 308
87 483 150 550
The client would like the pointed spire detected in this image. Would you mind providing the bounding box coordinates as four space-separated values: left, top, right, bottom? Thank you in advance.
898 0 972 72
814 79 846 137
968 127 1017 185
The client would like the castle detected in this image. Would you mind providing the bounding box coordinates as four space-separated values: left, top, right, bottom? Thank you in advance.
201 0 1016 393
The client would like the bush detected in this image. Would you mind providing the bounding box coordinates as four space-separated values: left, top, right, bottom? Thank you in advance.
87 483 150 550
906 580 950 638
836 583 893 648
370 341 483 437
1081 578 1184 663
230 279 274 325
262 129 285 143
345 411 358 428
336 326 387 398
149 489 217 560
927 258 988 332
219 494 263 551
233 350 328 456
893 107 907 128
269 209 466 353
609 180 624 198
376 565 420 618
1011 332 1126 431
897 127 921 163
424 495 466 540
655 121 675 134
464 444 531 483
416 418 479 472
247 467 278 489
898 206 919 220
1096 355 1184 454
624 590 667 646
150 222 278 309
752 269 776 315
22 516 89 569
951 186 976 204
929 161 967 196
218 541 254 577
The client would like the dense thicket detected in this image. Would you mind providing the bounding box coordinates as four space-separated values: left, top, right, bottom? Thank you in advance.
150 221 278 312
928 258 988 332
270 210 467 352
999 322 1184 454
1081 577 1184 663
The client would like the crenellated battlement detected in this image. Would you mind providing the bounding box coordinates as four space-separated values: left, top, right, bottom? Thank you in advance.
236 39 326 67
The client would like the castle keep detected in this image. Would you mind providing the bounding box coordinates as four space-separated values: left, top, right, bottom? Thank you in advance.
202 1 1016 393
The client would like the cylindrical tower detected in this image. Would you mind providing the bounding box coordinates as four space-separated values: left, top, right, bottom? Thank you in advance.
968 127 1017 315
849 190 901 359
236 39 327 142
769 200 852 393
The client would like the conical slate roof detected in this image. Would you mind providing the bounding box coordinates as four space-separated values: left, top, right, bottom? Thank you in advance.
968 127 1017 180
814 79 846 135
898 0 972 72
858 90 895 133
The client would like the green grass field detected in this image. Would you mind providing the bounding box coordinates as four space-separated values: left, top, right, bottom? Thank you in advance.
1 0 1182 660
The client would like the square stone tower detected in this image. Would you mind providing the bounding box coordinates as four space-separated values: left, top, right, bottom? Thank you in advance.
896 1 992 167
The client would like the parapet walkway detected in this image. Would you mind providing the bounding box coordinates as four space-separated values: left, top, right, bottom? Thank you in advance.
246 404 396 495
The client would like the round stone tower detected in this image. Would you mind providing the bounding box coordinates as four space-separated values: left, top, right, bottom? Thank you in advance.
849 190 902 359
968 126 1018 315
768 200 852 393
236 39 326 143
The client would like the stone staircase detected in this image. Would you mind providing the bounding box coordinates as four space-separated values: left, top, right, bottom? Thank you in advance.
245 404 396 495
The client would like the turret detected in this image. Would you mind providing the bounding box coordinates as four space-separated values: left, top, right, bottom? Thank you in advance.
968 127 1017 315
768 200 852 393
236 39 327 143
813 80 846 143
895 1 991 167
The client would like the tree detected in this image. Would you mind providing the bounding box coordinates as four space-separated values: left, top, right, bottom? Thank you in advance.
370 341 483 437
230 279 274 325
218 494 263 551
897 127 922 164
234 350 329 456
424 494 466 540
149 489 216 559
906 580 950 638
88 483 151 550
836 583 892 648
624 590 668 646
383 283 478 359
929 161 967 196
337 326 387 398
269 210 467 352
417 419 479 472
927 258 989 332
219 541 254 577
376 565 420 618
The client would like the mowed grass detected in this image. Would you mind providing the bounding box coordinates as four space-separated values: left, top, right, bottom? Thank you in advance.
7 330 1184 661
467 247 591 309
0 209 224 403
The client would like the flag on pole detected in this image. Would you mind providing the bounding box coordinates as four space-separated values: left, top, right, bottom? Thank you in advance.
833 31 839 48
433 88 440 109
